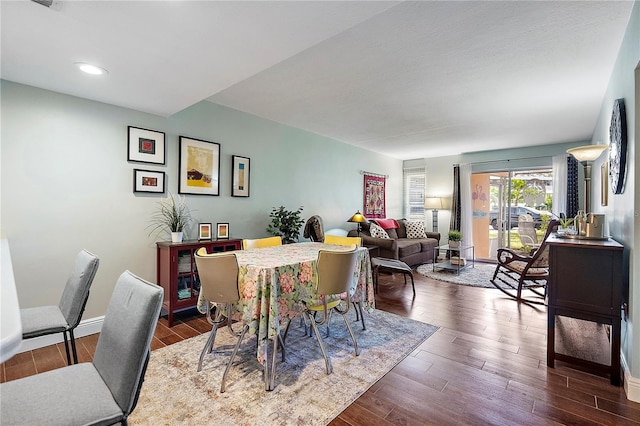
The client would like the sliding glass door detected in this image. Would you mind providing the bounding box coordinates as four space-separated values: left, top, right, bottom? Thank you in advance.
472 168 552 261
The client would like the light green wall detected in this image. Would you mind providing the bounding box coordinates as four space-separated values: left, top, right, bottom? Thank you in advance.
0 80 402 318
589 0 639 380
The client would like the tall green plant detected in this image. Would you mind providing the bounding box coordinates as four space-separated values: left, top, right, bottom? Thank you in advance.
266 206 304 244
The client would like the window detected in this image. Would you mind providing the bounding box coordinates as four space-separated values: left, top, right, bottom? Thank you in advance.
404 167 426 220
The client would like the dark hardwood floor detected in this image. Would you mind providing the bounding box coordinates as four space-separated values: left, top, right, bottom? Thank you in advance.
2 270 639 425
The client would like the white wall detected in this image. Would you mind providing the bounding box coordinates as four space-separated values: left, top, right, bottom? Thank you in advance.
0 80 402 319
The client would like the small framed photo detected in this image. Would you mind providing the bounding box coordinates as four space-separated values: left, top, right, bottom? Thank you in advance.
216 223 229 239
128 126 166 165
198 223 212 240
133 169 165 193
178 136 220 196
231 155 250 197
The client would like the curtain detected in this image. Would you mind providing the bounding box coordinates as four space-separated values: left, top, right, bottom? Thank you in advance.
449 163 473 247
552 154 567 218
459 163 473 248
450 165 461 231
566 156 579 218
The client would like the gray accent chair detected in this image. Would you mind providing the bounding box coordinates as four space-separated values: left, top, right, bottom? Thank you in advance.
1 270 163 426
20 249 100 365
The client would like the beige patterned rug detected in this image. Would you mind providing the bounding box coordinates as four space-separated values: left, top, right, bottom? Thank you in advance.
129 309 438 425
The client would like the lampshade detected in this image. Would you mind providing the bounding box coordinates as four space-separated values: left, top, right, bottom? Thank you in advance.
424 197 443 210
567 145 607 162
347 210 366 223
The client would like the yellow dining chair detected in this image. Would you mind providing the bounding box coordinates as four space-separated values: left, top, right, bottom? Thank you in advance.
242 236 283 250
322 235 366 329
195 248 284 392
302 245 359 375
323 234 362 247
194 248 249 393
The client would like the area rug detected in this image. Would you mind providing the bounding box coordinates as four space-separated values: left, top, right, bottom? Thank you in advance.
416 262 497 288
129 309 438 425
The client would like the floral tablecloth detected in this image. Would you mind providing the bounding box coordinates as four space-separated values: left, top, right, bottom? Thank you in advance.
197 242 374 364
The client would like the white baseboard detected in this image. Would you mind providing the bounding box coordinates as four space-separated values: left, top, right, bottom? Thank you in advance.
18 315 105 353
621 352 640 402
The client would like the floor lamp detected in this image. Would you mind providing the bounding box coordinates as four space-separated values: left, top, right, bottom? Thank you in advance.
567 145 607 213
424 197 444 233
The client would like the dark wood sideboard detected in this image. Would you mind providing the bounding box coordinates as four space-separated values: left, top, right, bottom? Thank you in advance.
156 239 241 327
546 235 624 385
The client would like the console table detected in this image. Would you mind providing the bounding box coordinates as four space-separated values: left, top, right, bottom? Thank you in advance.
157 239 241 326
546 235 624 385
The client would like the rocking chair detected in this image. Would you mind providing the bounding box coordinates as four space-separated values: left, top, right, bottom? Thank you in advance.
491 220 559 303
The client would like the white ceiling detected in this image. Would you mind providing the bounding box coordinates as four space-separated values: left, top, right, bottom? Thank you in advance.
1 1 634 160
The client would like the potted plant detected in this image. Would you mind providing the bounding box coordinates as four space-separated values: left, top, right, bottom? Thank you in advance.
148 193 192 243
266 206 304 244
448 230 462 248
557 217 576 235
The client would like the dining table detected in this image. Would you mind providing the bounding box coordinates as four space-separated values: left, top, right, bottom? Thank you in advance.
196 242 375 390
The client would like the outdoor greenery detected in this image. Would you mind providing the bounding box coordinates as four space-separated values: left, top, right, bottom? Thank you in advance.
266 206 305 244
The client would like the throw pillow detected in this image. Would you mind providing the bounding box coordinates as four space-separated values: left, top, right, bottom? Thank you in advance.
369 222 391 239
375 218 399 230
405 220 427 239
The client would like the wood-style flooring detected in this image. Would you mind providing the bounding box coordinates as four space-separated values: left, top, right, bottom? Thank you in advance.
2 270 639 425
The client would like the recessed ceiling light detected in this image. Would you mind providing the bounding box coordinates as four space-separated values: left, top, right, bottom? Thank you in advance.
75 62 108 75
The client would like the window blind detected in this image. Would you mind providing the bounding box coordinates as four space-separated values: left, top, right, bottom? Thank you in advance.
403 167 426 219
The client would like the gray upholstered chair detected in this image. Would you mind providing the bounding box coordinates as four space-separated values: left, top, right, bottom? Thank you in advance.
1 270 163 426
302 246 360 374
20 249 100 365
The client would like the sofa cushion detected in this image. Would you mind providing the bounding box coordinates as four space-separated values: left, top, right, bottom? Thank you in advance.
385 228 399 239
396 239 422 257
405 220 427 239
370 222 391 239
396 219 408 238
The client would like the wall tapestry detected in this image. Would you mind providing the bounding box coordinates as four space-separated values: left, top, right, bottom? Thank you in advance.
363 173 386 218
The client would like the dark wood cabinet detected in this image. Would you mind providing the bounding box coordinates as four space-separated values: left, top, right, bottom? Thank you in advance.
156 239 241 327
546 235 624 385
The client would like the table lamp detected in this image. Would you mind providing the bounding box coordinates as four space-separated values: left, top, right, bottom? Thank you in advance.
424 197 444 233
347 210 367 236
567 144 607 213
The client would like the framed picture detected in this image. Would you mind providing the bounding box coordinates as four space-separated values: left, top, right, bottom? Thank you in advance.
601 162 608 206
178 136 220 196
128 126 166 165
217 223 229 239
198 223 212 240
231 155 250 197
133 169 165 193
